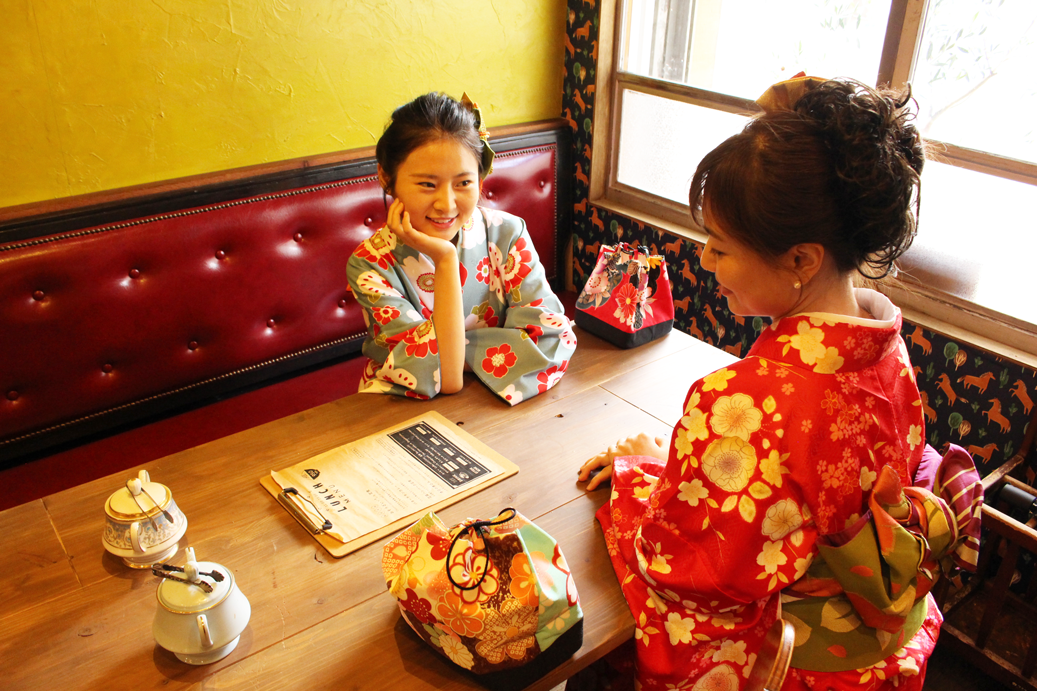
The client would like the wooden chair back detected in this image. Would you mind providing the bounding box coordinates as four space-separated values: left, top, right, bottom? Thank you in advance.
746 617 795 691
938 405 1037 690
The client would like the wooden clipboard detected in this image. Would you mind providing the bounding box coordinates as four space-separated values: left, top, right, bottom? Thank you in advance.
261 411 518 558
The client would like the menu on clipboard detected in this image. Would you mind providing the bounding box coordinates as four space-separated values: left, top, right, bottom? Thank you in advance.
260 411 518 557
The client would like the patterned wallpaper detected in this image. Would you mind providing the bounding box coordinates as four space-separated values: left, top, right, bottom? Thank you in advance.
562 0 1035 477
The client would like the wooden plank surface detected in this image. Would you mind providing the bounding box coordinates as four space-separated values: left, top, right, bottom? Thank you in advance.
30 330 689 589
0 328 707 690
599 337 737 427
207 494 629 691
0 387 666 690
0 500 79 620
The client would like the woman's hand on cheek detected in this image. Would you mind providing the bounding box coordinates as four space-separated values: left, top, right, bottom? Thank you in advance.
387 200 456 263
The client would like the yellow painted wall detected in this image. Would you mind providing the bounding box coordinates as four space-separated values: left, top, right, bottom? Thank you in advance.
2 0 566 209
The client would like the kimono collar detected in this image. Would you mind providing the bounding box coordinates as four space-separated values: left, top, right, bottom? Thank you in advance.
749 289 904 374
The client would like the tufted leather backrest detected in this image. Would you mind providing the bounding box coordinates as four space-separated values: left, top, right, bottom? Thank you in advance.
0 126 571 461
481 145 560 278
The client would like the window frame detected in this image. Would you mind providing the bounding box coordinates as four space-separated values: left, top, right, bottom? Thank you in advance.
588 0 1037 366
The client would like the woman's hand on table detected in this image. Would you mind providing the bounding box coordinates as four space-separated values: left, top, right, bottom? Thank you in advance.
578 433 668 491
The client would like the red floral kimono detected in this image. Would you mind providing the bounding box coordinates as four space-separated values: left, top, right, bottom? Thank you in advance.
598 290 982 691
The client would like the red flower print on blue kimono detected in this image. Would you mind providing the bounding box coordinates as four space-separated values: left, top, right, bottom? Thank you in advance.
347 207 575 405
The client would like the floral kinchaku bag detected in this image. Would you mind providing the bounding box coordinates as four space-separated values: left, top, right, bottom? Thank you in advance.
382 508 584 690
575 243 674 348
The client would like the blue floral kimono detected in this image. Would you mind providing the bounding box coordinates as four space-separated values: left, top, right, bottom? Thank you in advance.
346 207 576 405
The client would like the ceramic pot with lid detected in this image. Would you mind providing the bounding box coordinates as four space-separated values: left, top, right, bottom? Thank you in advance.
102 469 188 568
153 547 252 665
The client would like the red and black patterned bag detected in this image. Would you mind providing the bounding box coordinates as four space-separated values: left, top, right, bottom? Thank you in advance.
575 243 674 348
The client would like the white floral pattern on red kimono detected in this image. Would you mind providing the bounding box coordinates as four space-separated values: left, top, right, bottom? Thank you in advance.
346 207 575 405
598 289 941 691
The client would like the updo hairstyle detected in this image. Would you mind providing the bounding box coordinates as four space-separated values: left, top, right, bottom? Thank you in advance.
376 92 487 194
689 79 925 278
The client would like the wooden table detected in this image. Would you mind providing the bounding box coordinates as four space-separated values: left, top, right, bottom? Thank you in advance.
0 329 736 690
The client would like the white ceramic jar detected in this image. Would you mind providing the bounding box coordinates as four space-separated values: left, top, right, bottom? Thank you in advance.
153 548 252 665
102 470 188 568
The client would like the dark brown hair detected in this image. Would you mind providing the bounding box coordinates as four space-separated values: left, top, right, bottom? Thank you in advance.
375 92 487 193
689 79 924 278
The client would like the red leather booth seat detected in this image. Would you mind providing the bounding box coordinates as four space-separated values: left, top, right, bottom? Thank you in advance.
0 125 571 468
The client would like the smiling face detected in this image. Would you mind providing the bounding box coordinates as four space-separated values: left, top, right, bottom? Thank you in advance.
382 136 481 243
699 205 799 321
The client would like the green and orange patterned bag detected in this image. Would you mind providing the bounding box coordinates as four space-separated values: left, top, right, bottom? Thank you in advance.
382 508 583 690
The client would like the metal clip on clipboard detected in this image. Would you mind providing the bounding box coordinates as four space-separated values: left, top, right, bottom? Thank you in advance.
276 487 333 535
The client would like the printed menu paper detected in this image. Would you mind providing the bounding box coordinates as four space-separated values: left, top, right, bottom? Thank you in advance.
261 411 517 557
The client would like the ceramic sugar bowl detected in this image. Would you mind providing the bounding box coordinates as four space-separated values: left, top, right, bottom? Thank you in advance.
153 548 252 665
102 470 188 568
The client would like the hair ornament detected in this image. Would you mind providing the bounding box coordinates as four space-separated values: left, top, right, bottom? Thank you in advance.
755 72 828 114
461 91 495 176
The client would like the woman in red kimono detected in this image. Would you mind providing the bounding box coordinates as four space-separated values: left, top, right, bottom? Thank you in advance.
577 76 983 691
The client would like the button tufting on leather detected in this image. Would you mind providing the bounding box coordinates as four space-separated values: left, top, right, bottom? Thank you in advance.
32 290 45 301
102 364 113 373
485 190 494 198
293 232 304 242
338 299 348 309
6 391 18 402
267 318 277 328
129 268 141 279
215 250 227 260
539 180 546 188
364 217 373 226
188 341 199 351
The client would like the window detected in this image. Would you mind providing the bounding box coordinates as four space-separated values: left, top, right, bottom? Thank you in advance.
592 0 1037 359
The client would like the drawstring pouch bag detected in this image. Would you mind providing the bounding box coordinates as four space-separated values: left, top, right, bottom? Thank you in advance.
382 508 584 691
575 242 674 348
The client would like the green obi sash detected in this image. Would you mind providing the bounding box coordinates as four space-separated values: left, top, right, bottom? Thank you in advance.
781 517 930 672
782 447 982 672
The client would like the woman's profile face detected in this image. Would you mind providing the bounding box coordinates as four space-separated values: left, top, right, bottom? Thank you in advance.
699 207 798 321
385 136 480 243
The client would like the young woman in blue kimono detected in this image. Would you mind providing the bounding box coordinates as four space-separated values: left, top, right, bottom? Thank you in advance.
346 92 576 404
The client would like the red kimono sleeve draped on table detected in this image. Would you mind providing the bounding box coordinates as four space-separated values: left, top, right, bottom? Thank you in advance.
597 290 981 691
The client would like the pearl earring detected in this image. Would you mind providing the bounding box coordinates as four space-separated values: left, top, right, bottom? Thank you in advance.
793 280 802 289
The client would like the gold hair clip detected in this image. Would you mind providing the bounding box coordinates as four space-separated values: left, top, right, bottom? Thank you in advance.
461 92 495 177
755 72 828 113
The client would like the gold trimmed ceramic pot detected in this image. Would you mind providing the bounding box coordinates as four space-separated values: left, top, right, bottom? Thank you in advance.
102 470 188 568
153 548 251 665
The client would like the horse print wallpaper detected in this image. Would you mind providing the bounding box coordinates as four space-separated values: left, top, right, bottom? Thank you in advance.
562 0 1036 479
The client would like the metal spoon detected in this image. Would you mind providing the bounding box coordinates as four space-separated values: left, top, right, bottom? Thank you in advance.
151 567 214 593
153 563 225 582
127 480 160 532
140 485 174 524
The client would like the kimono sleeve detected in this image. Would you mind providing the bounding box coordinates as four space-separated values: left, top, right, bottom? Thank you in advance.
346 229 442 400
464 212 577 406
606 362 818 609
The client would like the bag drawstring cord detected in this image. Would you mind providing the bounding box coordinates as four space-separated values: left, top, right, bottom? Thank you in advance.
446 508 517 591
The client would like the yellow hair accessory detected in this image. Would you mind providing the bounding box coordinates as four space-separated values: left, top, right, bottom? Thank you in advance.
461 92 495 177
755 72 829 113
